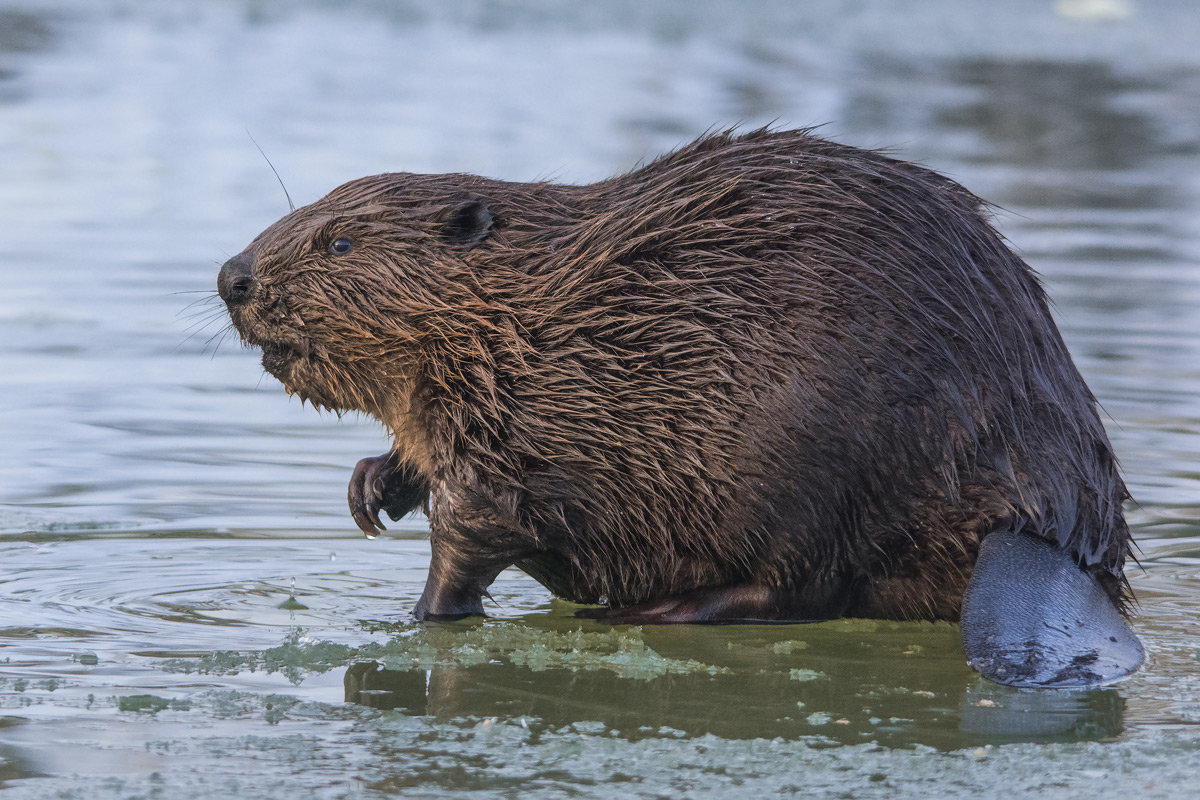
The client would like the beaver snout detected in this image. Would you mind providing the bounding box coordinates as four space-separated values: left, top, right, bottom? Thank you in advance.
217 252 255 307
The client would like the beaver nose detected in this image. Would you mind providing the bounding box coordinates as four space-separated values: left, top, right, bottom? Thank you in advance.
217 252 255 307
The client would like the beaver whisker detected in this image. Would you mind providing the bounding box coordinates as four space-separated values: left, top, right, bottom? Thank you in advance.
177 291 224 318
177 312 233 355
203 323 239 358
247 130 295 213
179 305 227 335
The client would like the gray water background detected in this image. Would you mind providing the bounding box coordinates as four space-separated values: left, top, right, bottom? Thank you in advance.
1 0 1199 797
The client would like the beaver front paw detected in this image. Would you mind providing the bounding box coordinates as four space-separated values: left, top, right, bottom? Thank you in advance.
347 452 429 537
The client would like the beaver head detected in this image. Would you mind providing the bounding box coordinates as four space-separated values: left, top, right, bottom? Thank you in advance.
217 176 500 423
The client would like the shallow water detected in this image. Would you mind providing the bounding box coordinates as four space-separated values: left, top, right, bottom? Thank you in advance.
2 0 1200 797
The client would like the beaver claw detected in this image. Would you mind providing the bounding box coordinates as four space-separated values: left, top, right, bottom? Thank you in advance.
348 454 392 537
347 453 429 538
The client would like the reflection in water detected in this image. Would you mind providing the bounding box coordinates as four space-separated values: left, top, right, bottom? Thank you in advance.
0 10 52 55
940 59 1161 170
345 662 1126 746
0 10 53 104
958 684 1125 741
0 717 43 785
342 622 1126 748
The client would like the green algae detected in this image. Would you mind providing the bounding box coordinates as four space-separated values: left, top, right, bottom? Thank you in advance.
117 694 192 714
160 623 731 685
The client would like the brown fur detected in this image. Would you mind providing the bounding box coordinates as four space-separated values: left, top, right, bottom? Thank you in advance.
219 127 1131 622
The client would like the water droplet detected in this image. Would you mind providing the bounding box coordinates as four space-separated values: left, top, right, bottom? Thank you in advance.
277 577 308 609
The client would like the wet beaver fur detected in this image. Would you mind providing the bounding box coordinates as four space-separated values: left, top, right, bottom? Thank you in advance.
218 128 1132 625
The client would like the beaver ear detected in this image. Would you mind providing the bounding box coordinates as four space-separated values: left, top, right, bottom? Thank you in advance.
442 199 494 251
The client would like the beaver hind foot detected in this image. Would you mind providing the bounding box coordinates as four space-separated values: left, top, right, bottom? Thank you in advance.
576 581 857 624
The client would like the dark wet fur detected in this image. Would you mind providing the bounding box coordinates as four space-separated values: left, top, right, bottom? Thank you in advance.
221 128 1132 621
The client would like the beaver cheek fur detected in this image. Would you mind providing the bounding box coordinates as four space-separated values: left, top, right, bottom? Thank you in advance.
219 127 1144 687
219 258 376 414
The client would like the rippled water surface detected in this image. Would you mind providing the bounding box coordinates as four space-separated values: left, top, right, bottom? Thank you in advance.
2 1 1200 797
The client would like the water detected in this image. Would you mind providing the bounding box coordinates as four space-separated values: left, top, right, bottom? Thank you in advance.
2 1 1199 797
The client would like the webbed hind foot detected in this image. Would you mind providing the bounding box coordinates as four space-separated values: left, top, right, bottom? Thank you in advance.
578 584 840 625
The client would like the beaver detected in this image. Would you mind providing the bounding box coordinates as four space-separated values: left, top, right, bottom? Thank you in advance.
218 128 1143 686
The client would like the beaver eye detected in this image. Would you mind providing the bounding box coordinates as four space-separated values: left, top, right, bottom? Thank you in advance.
329 237 353 255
